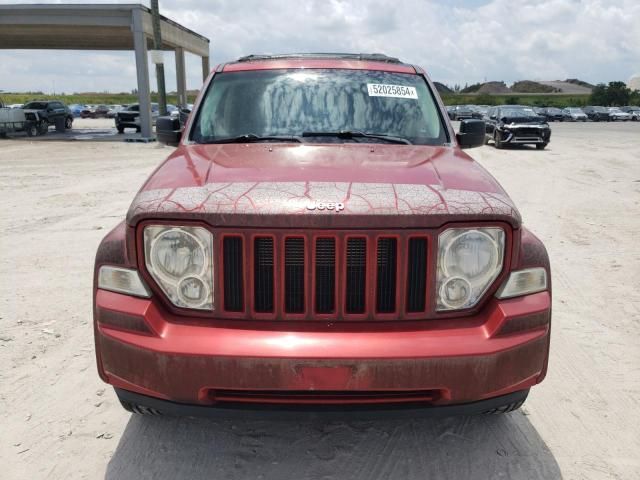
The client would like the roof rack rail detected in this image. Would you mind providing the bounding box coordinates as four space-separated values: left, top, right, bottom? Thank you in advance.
235 53 403 64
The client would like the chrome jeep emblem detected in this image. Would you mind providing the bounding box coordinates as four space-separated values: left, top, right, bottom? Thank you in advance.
306 201 345 212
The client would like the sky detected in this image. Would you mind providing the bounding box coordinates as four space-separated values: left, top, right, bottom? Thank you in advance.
0 0 639 94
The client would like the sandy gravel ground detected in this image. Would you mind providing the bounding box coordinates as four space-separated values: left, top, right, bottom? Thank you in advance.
1 119 639 479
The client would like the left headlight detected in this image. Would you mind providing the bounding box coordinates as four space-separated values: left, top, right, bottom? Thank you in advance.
436 227 505 311
144 225 214 310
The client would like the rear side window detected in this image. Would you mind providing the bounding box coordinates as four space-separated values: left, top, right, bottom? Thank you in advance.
191 69 447 145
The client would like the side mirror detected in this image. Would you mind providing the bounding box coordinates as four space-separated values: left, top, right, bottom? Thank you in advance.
156 116 181 146
456 119 485 149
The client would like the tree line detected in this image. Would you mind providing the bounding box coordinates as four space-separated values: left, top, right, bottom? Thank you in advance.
589 81 640 106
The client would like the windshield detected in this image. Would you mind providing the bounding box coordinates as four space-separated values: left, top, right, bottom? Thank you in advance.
23 102 47 109
191 69 447 145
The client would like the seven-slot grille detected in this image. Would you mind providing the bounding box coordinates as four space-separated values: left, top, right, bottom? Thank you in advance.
219 232 430 320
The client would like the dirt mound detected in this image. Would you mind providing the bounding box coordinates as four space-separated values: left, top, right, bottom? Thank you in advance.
512 81 559 93
477 81 511 94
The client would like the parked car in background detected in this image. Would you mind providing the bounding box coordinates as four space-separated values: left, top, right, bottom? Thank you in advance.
68 104 85 117
471 105 489 119
95 53 552 418
583 106 610 122
115 103 159 133
166 104 179 119
8 103 24 109
178 104 193 127
607 107 631 121
621 106 640 121
485 105 551 149
562 107 588 122
107 105 127 118
81 104 110 118
446 105 455 119
21 100 73 133
1 102 41 137
541 107 564 122
449 105 475 120
80 105 96 118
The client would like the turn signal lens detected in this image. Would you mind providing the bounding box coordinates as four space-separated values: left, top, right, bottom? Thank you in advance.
496 267 548 299
98 266 150 298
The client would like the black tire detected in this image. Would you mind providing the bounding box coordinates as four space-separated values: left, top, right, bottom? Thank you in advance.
26 124 38 137
536 143 547 150
483 397 526 414
117 125 125 134
119 399 163 416
494 131 503 149
65 117 73 130
38 120 49 135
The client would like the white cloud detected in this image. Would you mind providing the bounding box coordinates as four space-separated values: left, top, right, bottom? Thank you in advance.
0 0 638 93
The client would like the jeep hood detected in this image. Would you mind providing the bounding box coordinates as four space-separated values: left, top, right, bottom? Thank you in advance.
127 143 521 229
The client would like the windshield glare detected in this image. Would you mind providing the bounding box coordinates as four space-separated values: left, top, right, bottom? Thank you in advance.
500 107 539 118
191 69 447 145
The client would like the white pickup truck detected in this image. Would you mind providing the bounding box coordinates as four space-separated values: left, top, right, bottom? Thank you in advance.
0 101 40 137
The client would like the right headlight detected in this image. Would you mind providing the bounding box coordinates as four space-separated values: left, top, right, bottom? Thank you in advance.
436 227 505 311
143 225 214 310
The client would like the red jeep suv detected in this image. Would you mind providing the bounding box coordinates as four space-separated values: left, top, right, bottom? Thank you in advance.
94 54 551 417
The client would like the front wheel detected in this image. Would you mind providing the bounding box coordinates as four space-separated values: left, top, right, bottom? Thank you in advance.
38 120 49 135
494 131 503 149
65 117 73 130
26 124 38 137
536 143 547 150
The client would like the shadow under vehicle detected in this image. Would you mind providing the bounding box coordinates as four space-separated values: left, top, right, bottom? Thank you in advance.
106 411 562 480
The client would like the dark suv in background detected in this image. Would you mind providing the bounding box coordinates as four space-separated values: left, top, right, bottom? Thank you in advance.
115 103 160 133
448 105 475 120
21 100 73 133
485 105 551 149
541 107 564 122
583 106 610 122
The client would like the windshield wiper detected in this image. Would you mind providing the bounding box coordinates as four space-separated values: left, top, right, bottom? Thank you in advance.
199 133 303 144
301 130 412 145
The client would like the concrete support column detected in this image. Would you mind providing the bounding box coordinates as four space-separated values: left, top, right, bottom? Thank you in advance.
201 55 210 82
175 47 187 107
132 8 152 138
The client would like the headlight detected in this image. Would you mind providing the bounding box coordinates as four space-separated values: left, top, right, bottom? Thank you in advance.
144 225 214 310
436 227 505 311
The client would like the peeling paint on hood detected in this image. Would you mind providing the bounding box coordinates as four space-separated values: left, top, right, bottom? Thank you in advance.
127 144 520 229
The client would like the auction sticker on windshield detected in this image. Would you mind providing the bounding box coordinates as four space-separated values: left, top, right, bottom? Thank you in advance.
367 84 418 99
